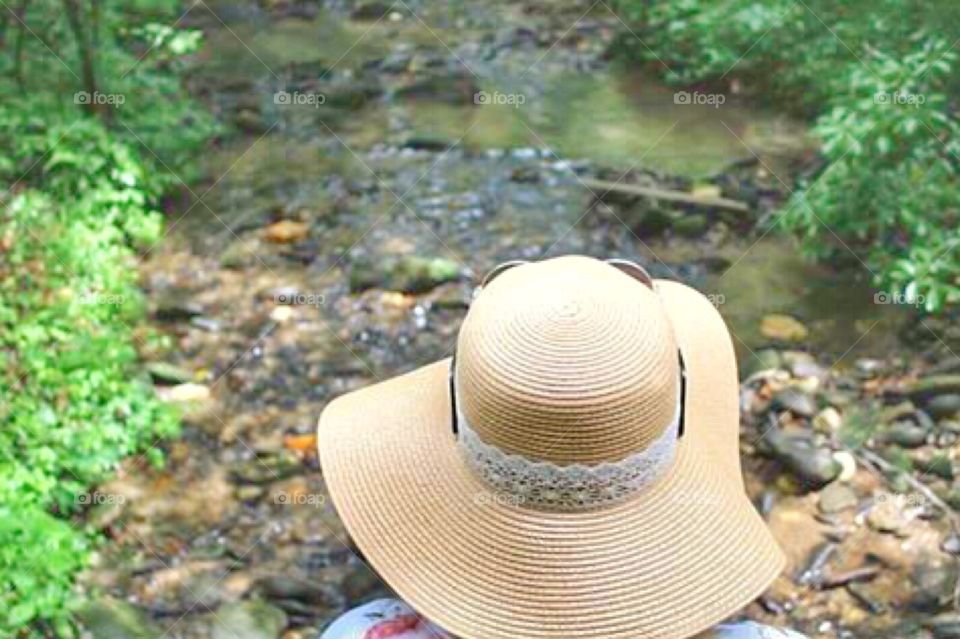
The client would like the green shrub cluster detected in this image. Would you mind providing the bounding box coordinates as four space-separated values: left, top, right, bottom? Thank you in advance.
0 1 215 635
617 0 960 311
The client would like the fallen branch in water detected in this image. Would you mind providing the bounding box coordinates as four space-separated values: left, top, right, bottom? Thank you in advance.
580 178 751 213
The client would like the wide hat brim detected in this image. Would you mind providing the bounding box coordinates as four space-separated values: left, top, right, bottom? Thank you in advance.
318 280 785 639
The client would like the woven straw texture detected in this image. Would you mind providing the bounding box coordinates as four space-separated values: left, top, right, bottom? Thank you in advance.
456 256 679 464
319 260 785 639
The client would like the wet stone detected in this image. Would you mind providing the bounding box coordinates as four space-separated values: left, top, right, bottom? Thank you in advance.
231 452 305 484
781 351 825 378
882 401 917 424
929 613 960 638
812 407 842 433
349 256 462 294
627 206 673 236
760 314 809 342
672 213 710 238
941 532 960 555
867 498 909 535
918 453 955 481
927 394 960 420
884 421 929 449
77 597 163 639
350 1 399 21
762 429 840 489
818 482 858 514
907 375 960 401
212 599 288 639
910 560 959 612
147 361 195 385
771 387 817 418
254 575 342 608
741 348 784 379
855 358 887 377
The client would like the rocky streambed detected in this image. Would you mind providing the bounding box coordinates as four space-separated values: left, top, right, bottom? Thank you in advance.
75 0 960 638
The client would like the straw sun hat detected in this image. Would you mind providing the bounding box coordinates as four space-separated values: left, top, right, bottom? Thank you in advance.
318 255 785 639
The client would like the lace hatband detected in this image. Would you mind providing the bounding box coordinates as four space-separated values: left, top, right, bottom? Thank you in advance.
456 395 680 511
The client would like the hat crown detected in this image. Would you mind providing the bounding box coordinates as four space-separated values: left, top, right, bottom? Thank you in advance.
456 256 679 466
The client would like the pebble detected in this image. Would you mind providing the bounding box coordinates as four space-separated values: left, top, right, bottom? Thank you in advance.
818 482 858 514
270 305 296 323
867 497 908 535
265 220 309 244
833 451 857 482
760 314 809 342
162 383 212 403
941 532 960 555
781 351 825 378
812 407 842 433
854 358 886 377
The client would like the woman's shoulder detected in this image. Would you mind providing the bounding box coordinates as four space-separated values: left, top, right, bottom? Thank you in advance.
320 599 451 638
695 621 808 638
320 599 807 639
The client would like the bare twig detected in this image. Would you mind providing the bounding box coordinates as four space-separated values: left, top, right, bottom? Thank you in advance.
580 177 751 213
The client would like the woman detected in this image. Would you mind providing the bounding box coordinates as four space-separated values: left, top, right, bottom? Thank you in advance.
318 256 805 639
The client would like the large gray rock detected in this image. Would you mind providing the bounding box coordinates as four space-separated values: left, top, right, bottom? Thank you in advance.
761 429 840 489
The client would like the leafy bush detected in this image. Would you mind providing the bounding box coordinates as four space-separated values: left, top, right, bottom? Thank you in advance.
0 113 182 638
0 1 214 635
782 38 960 311
616 0 960 311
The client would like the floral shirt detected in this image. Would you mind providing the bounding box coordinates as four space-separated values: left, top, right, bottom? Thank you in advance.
320 599 807 639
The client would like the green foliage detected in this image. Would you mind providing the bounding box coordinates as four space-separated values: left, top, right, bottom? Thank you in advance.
0 0 214 634
0 0 216 179
616 0 960 311
782 38 960 312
